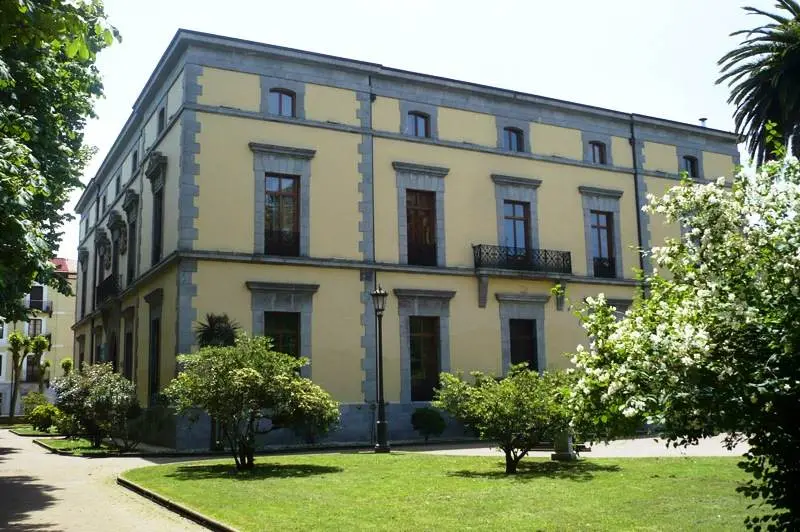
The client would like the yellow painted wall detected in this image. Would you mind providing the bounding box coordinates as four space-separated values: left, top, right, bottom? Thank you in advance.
643 142 677 173
159 124 182 257
144 107 159 152
197 67 260 112
645 176 683 251
304 84 359 126
193 261 364 402
611 136 633 168
372 96 400 132
48 276 77 377
437 107 496 146
167 69 184 120
703 151 735 180
194 112 362 259
531 123 582 160
373 138 639 278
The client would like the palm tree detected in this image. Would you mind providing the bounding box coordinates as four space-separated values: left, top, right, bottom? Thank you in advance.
195 313 240 348
718 1 800 164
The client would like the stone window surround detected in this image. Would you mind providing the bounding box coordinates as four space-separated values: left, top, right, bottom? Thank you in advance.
246 281 318 378
581 132 614 166
579 186 624 278
496 117 531 153
677 146 703 178
399 101 439 139
260 76 306 119
249 142 315 256
497 293 548 375
394 288 455 404
491 174 541 250
393 161 449 267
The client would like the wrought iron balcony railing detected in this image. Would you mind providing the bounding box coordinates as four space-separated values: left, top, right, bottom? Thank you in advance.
593 257 617 278
408 242 437 267
473 245 572 274
95 275 120 306
265 230 300 257
26 299 53 314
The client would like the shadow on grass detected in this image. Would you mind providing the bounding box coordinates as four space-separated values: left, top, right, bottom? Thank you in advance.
166 462 344 481
450 460 621 482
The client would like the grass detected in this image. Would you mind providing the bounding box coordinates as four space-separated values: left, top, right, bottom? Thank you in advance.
121 453 754 531
9 425 61 437
36 437 119 456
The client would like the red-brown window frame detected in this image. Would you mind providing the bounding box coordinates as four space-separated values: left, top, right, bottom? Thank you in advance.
407 111 431 138
269 89 296 117
683 156 699 177
503 200 530 250
503 127 524 152
590 141 607 164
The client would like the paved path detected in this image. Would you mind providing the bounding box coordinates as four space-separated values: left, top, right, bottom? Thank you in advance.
0 430 202 532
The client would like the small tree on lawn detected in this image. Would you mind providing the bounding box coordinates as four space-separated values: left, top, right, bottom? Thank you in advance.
166 334 340 471
7 331 31 421
60 358 73 376
435 366 573 474
28 335 49 393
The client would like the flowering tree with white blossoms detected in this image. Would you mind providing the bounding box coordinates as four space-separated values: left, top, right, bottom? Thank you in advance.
569 156 800 530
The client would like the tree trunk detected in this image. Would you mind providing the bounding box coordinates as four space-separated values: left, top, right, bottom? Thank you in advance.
504 449 517 474
236 442 255 471
8 367 20 423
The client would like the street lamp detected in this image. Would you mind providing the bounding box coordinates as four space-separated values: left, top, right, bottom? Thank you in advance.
371 285 390 453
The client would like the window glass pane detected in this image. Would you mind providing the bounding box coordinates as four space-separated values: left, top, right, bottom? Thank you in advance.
269 91 280 114
503 219 515 247
503 202 514 217
514 220 526 247
279 196 296 230
281 176 296 193
266 176 280 192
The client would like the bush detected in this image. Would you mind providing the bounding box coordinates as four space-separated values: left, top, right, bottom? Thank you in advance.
411 407 446 442
29 404 60 432
111 404 172 452
60 358 74 376
54 410 81 438
22 392 48 417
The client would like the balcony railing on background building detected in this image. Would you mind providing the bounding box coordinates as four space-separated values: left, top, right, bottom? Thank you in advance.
593 257 616 278
473 244 572 275
264 230 300 257
26 299 53 314
408 242 437 267
95 275 119 306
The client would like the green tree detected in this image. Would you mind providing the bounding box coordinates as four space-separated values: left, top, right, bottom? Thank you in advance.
718 0 800 164
568 160 800 529
0 0 117 322
434 366 574 474
60 357 73 376
195 313 240 347
28 334 48 393
166 334 340 471
7 330 30 421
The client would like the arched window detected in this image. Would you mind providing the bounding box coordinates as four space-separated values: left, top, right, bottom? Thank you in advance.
407 111 431 138
503 127 524 152
269 89 296 117
683 155 699 177
589 141 607 165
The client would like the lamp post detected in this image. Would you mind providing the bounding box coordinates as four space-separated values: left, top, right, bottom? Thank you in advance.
371 285 390 453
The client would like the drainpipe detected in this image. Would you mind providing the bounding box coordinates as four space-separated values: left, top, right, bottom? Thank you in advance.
629 114 646 274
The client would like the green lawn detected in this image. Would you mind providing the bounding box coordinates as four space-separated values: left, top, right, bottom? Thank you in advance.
121 453 754 531
10 425 60 437
36 437 118 456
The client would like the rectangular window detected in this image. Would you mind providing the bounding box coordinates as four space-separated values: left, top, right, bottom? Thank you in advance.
406 189 437 266
94 200 99 220
509 319 538 371
503 127 524 152
131 150 139 176
80 268 87 317
590 210 616 278
151 188 164 265
0 355 3 377
503 200 530 250
264 312 300 357
590 142 607 165
264 174 300 256
127 220 137 283
409 316 440 401
407 112 431 138
102 194 107 213
29 286 44 310
25 355 39 382
115 173 121 196
148 318 160 406
28 318 42 337
683 156 699 177
268 89 296 117
83 217 89 236
157 107 166 133
123 331 134 380
0 321 4 340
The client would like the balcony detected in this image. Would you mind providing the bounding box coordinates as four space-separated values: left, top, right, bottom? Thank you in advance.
26 299 53 315
95 275 120 306
593 257 617 278
473 244 572 275
265 230 300 257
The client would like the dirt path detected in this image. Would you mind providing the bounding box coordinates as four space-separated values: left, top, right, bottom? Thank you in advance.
0 430 203 532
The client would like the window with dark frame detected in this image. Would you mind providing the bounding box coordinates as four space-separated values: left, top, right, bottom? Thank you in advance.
268 89 296 117
590 210 615 278
28 318 42 337
123 331 134 380
264 312 300 357
590 141 607 165
25 355 38 382
0 321 4 340
151 188 164 265
409 316 440 401
0 355 3 376
127 220 137 283
264 174 300 256
115 174 121 195
509 319 538 371
406 189 437 266
148 318 160 406
80 269 87 317
29 286 44 310
683 156 699 177
94 199 99 220
131 150 139 176
503 200 530 251
102 195 107 213
407 111 431 138
157 107 166 133
503 127 524 152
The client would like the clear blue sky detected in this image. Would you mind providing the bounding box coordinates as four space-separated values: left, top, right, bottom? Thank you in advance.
59 0 764 258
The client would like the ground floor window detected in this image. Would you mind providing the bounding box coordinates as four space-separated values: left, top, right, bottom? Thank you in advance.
148 318 160 406
409 316 440 401
509 318 538 371
264 311 300 357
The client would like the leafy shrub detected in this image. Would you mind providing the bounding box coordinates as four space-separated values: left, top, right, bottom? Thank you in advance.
411 407 446 442
60 358 74 376
22 392 48 417
54 410 81 438
29 404 60 432
111 404 172 452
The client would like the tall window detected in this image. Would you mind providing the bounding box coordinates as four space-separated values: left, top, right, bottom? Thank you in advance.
503 201 530 250
503 127 524 152
269 89 296 117
264 174 300 256
25 356 38 382
102 195 107 213
123 331 134 380
407 111 431 138
590 141 607 164
80 268 87 317
157 107 166 133
151 188 164 265
94 199 99 220
0 321 4 340
410 316 440 401
264 312 300 357
148 318 160 406
509 319 538 371
0 355 3 376
590 210 615 278
127 220 137 283
406 189 437 266
28 318 42 337
131 150 139 176
29 285 44 310
115 173 121 195
683 156 699 177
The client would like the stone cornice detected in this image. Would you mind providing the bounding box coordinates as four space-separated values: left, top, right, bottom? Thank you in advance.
248 142 316 159
245 281 319 294
578 185 624 198
495 293 551 304
392 161 449 177
393 288 456 300
491 174 542 189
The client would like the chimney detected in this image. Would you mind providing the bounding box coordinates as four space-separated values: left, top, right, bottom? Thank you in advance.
699 117 707 127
